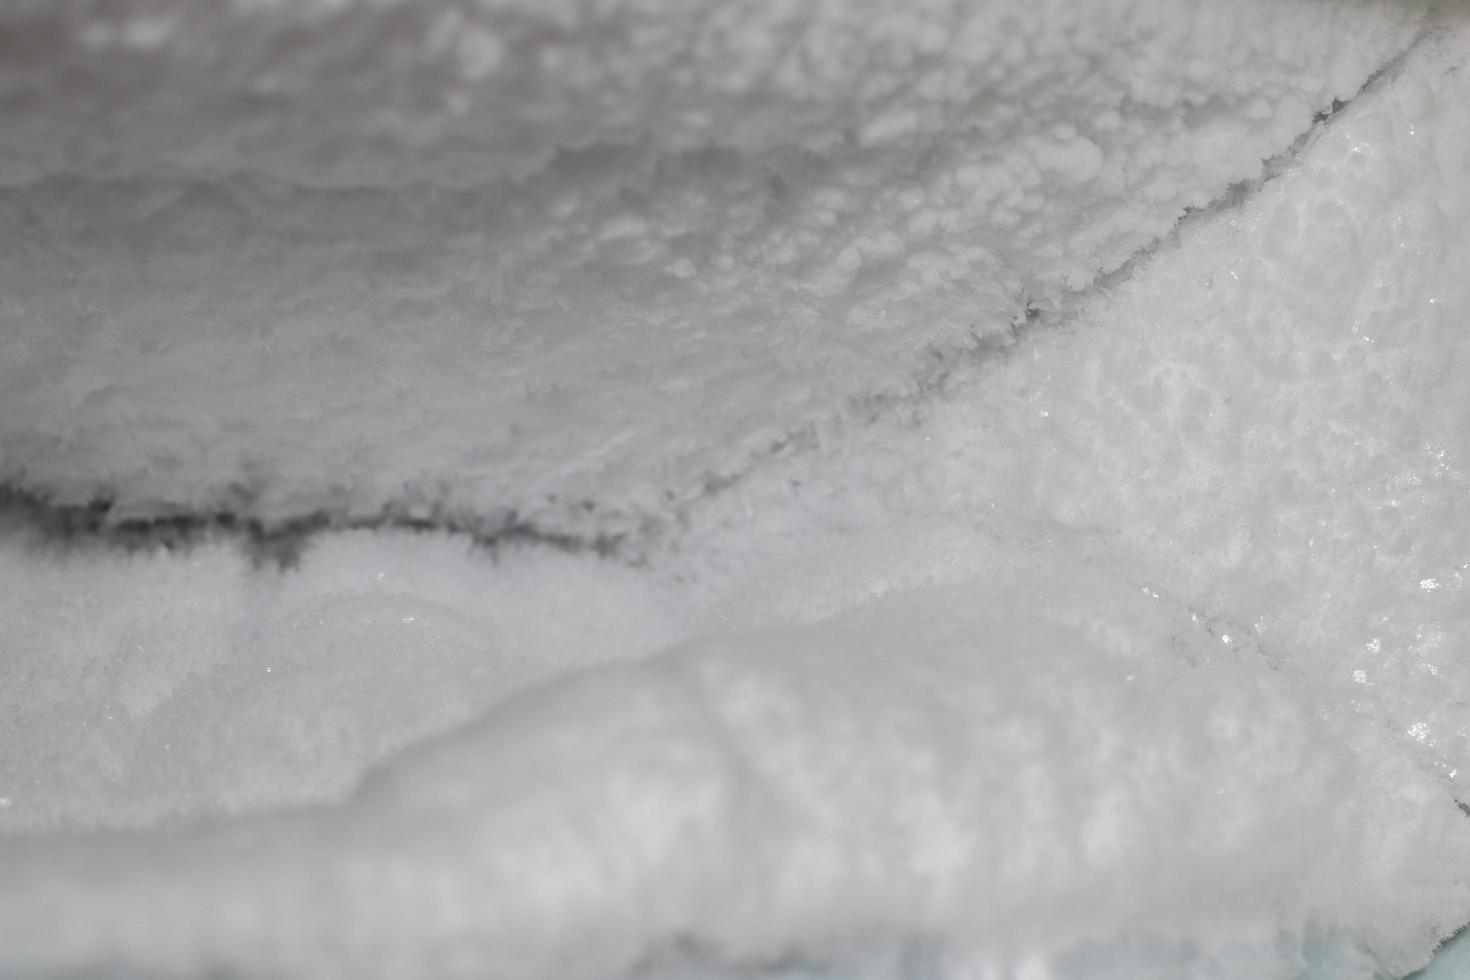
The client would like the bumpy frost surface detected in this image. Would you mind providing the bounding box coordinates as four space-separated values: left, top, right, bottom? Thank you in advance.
0 0 1429 538
0 3 1468 980
2 545 1466 980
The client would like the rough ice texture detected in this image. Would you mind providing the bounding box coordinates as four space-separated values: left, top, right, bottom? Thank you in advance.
0 529 688 833
3 545 1468 980
0 0 1428 540
674 7 1470 804
2 3 1470 980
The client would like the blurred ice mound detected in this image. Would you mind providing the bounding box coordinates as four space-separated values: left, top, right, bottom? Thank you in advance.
1 2 1469 979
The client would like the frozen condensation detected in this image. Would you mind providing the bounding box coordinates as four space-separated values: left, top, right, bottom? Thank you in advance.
1 2 1468 980
0 0 1431 540
3 545 1467 980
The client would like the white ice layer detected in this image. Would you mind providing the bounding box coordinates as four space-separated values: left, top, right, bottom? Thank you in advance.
1 2 1469 980
0 0 1428 538
4 542 1467 980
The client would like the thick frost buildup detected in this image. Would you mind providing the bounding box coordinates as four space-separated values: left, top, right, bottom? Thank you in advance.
0 0 1429 540
0 528 688 833
2 549 1466 980
953 20 1470 797
682 7 1470 807
3 3 1470 980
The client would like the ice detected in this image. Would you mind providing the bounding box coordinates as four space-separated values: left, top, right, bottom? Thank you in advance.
0 528 688 833
0 0 1429 541
1407 929 1470 980
1 1 1469 979
3 542 1467 980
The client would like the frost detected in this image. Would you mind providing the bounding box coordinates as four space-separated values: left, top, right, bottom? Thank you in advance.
1 2 1469 980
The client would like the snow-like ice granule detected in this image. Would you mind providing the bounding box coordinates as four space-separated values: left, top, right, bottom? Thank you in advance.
683 3 1470 804
0 0 1429 540
0 528 690 833
3 543 1467 980
2 2 1470 980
